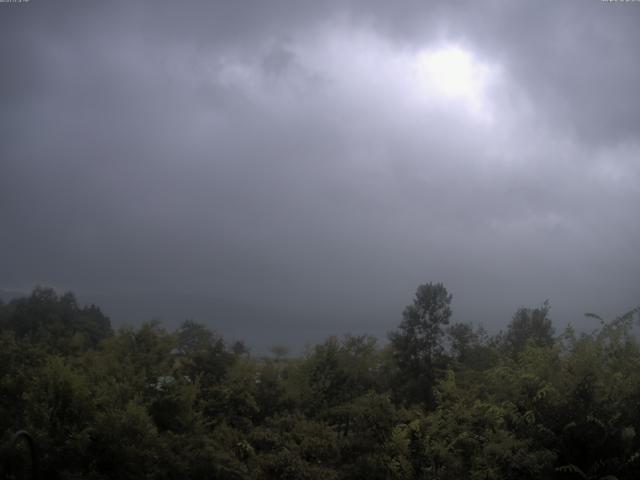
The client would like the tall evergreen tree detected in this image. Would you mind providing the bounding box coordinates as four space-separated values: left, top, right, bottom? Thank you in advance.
389 282 452 407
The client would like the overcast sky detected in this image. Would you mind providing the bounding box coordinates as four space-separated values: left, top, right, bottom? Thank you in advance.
1 1 639 349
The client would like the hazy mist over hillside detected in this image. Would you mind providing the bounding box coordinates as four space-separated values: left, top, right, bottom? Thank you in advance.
2 1 639 350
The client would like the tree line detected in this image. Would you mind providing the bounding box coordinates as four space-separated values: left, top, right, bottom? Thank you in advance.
1 284 639 479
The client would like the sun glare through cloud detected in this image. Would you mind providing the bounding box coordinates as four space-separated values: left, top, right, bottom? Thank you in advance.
413 45 498 122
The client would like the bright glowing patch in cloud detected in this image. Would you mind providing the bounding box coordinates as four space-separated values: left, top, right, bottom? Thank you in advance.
414 46 497 121
417 47 476 97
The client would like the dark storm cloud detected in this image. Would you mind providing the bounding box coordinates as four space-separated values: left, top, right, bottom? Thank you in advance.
1 1 639 348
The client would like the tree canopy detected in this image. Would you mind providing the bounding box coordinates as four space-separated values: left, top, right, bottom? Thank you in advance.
1 285 639 480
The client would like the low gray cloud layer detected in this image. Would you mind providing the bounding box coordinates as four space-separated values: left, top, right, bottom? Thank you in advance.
2 1 639 349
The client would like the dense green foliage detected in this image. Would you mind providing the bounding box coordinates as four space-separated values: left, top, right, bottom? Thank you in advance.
1 284 640 479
